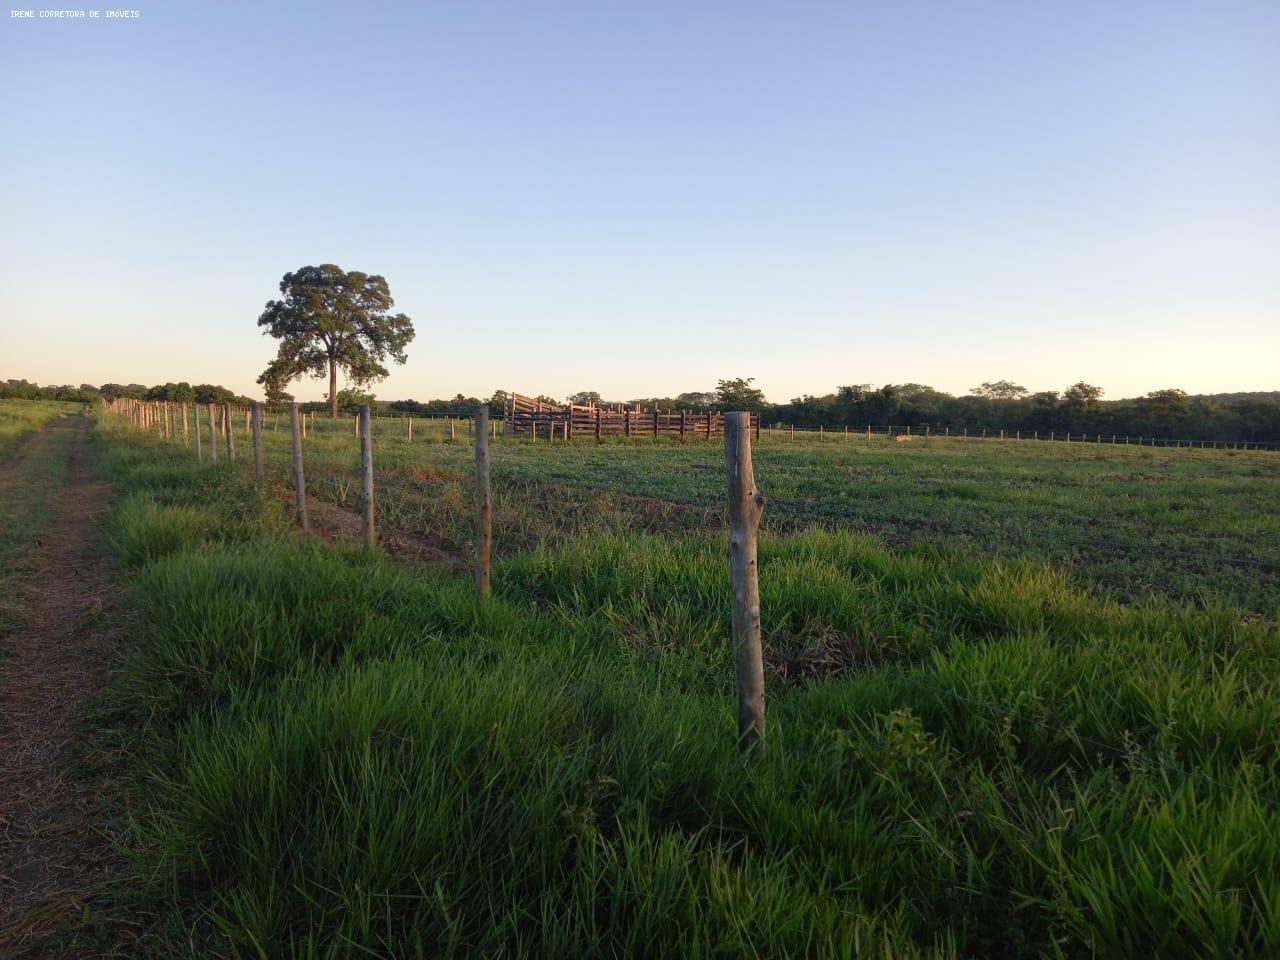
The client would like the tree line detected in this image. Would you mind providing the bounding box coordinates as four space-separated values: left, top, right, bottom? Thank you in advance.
774 381 1280 443
8 375 1278 442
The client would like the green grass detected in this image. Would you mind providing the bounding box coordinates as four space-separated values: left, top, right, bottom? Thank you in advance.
0 398 81 460
89 413 1280 957
223 414 1280 613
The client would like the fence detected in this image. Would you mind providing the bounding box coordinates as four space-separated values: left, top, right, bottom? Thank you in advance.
107 397 770 752
763 422 1279 451
103 397 1278 759
504 392 760 441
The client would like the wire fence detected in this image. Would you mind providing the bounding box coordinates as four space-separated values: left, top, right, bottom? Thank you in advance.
105 398 1280 804
759 422 1280 451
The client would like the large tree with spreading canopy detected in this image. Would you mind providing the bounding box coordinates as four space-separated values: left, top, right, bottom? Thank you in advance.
256 264 415 417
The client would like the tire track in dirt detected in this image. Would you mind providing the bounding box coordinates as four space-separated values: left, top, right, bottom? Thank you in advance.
0 416 125 957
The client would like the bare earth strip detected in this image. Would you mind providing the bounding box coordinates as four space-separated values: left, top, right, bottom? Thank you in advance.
0 417 122 957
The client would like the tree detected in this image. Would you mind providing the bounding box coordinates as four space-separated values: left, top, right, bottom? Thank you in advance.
326 386 377 415
1137 388 1189 432
675 391 719 410
256 264 415 418
1062 382 1103 408
193 383 236 404
568 391 605 406
261 370 294 404
715 378 767 412
970 380 1028 400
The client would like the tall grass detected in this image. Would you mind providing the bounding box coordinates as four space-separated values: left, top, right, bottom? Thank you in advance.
92 418 1280 957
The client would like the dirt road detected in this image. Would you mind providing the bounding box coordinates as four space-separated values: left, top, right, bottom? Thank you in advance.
0 415 120 957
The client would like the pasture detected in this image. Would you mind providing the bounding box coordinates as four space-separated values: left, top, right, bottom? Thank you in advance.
68 407 1280 957
268 415 1279 612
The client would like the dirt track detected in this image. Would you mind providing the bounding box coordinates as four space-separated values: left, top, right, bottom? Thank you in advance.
0 416 120 957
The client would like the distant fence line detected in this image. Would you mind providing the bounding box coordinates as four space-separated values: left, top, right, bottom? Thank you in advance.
103 398 1275 452
764 422 1279 451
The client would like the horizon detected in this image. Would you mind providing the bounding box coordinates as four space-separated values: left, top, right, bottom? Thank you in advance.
10 373 1279 408
3 1 1278 402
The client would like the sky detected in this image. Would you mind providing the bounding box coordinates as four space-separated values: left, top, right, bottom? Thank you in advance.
2 0 1277 404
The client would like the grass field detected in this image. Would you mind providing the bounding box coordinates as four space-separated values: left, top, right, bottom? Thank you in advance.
252 414 1280 613
74 408 1280 957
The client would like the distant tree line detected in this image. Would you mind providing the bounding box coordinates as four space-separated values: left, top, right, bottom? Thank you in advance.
6 375 1278 442
0 379 101 403
0 380 259 407
774 382 1280 443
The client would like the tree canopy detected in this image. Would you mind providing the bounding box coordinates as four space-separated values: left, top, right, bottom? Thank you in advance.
256 264 415 417
715 378 767 412
971 380 1028 400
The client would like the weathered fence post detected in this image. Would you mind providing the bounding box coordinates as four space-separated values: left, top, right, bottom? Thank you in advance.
474 405 492 598
181 402 189 441
290 403 308 531
408 416 414 443
224 403 235 462
358 405 375 549
207 404 218 464
251 402 264 486
194 404 203 462
725 411 766 754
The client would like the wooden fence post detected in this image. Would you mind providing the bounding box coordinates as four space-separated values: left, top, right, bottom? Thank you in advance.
360 405 375 549
251 402 264 486
224 403 235 461
194 404 203 462
207 404 218 463
725 412 766 754
474 405 492 598
290 403 308 531
182 402 189 441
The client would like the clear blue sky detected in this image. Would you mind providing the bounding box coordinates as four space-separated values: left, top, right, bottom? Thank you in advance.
3 1 1277 404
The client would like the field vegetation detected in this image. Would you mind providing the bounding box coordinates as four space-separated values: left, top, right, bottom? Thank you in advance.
75 408 1280 957
0 400 87 635
257 415 1280 613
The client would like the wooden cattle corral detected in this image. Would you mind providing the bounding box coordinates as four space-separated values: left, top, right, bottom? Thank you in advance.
503 392 759 441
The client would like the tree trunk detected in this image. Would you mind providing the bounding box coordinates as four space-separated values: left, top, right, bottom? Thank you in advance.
329 358 339 418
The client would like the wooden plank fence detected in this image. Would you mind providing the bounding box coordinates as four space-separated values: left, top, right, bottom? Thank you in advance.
503 392 759 441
